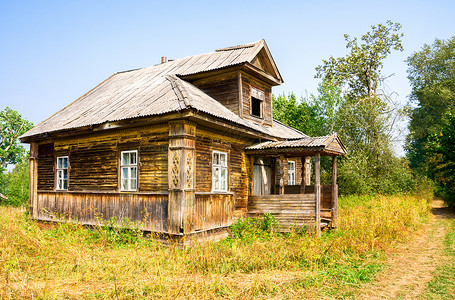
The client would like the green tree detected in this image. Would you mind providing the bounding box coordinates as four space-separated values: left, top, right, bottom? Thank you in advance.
316 20 403 155
310 79 344 134
1 155 29 206
426 110 455 207
406 36 455 178
0 107 33 171
272 93 324 136
315 21 406 194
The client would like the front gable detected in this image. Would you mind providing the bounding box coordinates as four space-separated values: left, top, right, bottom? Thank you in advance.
246 40 283 84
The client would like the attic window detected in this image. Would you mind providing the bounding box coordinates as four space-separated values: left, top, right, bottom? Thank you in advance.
251 87 264 118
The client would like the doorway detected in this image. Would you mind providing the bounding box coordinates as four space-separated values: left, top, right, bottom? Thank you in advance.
253 156 272 195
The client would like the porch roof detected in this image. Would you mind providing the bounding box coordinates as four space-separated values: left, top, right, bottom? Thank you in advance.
246 134 347 156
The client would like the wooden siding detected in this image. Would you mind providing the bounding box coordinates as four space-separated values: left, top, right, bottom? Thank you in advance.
38 125 169 193
195 126 250 212
248 194 316 232
63 141 118 191
326 138 345 154
241 72 273 127
35 191 168 232
305 185 333 210
194 193 234 232
37 143 55 190
191 72 240 115
273 157 303 190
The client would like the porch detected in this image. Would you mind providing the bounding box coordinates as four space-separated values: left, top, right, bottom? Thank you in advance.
246 134 346 235
248 185 335 232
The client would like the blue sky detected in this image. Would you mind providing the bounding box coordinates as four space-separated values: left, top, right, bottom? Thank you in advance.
1 0 454 154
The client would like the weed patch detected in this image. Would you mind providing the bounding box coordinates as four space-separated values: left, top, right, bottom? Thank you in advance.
0 194 430 298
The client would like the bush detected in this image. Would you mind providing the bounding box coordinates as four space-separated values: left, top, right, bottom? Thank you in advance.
338 153 435 196
229 213 279 242
0 156 29 206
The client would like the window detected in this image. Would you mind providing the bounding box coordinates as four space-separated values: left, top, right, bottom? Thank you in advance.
251 87 264 118
121 150 138 191
288 161 295 185
212 151 228 192
56 156 69 190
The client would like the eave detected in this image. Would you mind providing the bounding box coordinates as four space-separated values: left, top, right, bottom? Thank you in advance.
19 108 287 144
180 62 282 86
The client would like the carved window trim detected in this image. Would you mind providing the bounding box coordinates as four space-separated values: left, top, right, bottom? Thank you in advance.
288 161 295 185
212 150 228 192
56 156 69 190
120 150 138 191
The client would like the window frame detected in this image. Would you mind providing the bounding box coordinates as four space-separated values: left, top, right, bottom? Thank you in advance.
120 150 138 192
288 160 296 185
56 156 69 191
212 150 228 192
250 86 264 118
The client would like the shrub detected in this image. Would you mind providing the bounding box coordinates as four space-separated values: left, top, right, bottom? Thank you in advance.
0 156 29 206
229 213 279 242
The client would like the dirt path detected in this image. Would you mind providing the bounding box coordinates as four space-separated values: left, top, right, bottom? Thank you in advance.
357 199 455 299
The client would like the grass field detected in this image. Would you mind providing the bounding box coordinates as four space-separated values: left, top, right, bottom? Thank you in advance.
0 194 430 299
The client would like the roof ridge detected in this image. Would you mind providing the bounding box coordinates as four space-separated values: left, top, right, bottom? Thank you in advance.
117 67 143 74
215 40 261 52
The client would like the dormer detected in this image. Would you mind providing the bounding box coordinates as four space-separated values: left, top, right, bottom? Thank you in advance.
181 40 282 127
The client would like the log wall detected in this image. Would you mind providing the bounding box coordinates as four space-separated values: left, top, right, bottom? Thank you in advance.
195 126 250 213
36 191 168 232
37 143 54 190
36 124 169 192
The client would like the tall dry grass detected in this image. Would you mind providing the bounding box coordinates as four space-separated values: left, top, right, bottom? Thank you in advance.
0 194 430 299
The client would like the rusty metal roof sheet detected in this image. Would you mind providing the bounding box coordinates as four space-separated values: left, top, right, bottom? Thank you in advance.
20 40 300 140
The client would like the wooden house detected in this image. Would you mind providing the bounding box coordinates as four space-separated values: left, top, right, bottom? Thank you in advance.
20 40 346 243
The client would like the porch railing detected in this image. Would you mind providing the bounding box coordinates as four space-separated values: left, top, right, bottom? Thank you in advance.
249 184 337 232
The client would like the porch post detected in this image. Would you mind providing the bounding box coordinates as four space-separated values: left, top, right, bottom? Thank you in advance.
300 156 306 194
270 157 276 194
279 154 285 195
29 142 38 219
332 156 338 228
315 153 321 236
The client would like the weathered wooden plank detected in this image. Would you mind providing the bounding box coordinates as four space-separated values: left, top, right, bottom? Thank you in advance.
247 192 324 233
35 191 168 232
193 193 233 232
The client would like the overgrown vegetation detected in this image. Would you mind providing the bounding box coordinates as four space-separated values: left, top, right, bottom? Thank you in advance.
0 155 29 206
0 106 32 206
0 194 430 298
406 36 455 207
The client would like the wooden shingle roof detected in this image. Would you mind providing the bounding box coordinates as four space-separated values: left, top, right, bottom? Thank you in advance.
20 40 300 141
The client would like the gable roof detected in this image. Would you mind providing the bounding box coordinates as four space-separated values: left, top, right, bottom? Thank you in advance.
20 40 300 141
